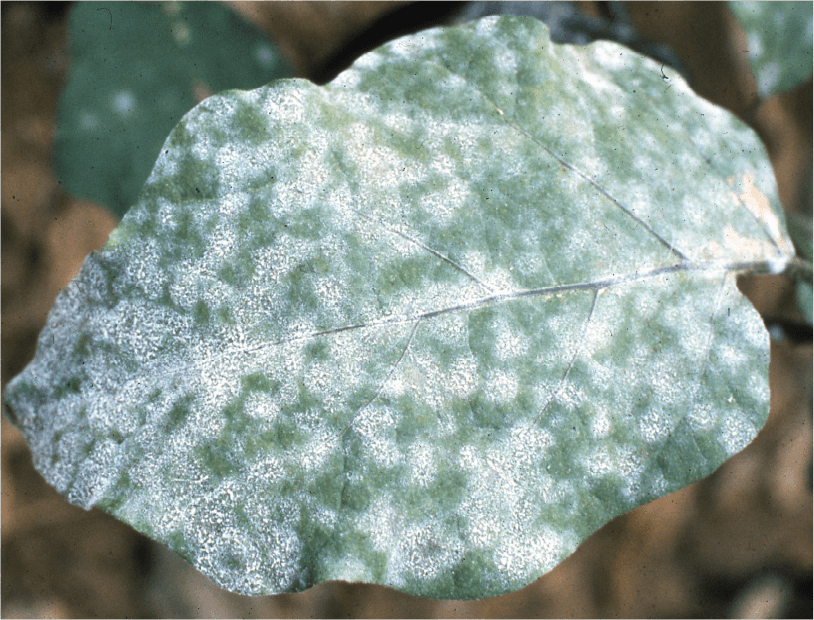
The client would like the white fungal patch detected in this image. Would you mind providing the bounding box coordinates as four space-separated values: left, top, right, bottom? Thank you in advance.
721 416 757 461
357 495 400 552
507 422 553 469
485 369 519 404
262 89 305 124
638 406 672 443
590 409 612 438
408 440 437 487
496 525 573 580
245 391 280 421
492 318 529 361
352 403 401 467
112 90 136 115
585 446 614 478
300 427 340 471
421 178 472 224
446 355 479 400
591 40 634 70
217 147 257 190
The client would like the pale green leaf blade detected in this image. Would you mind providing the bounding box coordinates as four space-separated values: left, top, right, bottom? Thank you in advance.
3 16 795 599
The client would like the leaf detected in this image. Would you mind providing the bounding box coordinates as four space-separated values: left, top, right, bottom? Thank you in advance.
4 16 796 599
729 1 813 98
53 1 293 219
785 210 814 324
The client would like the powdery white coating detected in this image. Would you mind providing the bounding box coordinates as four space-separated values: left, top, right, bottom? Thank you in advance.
3 16 792 601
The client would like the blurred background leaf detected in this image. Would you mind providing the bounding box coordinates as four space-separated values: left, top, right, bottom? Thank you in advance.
729 1 813 99
53 1 293 220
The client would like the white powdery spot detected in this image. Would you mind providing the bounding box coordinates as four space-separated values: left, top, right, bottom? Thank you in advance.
507 422 552 469
441 72 467 91
592 40 632 70
538 474 568 504
421 178 471 224
352 403 401 467
483 266 517 293
737 303 770 352
245 392 279 421
381 111 416 134
327 556 373 584
388 32 435 59
262 90 305 124
545 311 583 355
390 521 462 585
746 371 769 404
721 414 758 456
65 439 122 509
551 379 586 409
493 48 517 74
218 147 259 190
447 355 479 400
208 223 238 261
245 453 285 489
407 353 452 412
466 511 500 548
585 446 614 478
615 445 645 499
590 409 612 438
485 369 519 404
345 122 421 189
358 496 399 552
313 276 344 315
350 49 386 71
716 340 750 368
254 524 302 591
331 68 362 90
408 440 437 487
155 196 177 231
112 90 136 115
495 525 572 580
492 318 529 361
300 427 340 472
638 406 672 443
146 153 179 185
649 472 669 497
687 401 715 433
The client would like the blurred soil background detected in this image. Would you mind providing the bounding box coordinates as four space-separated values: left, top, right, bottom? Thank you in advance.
1 1 811 617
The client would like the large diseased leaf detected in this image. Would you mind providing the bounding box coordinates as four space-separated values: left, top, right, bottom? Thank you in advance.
4 17 796 599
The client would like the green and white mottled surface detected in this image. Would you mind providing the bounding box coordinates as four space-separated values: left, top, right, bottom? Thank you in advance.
4 17 796 599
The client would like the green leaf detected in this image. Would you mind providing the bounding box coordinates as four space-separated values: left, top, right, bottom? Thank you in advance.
785 209 814 324
53 1 293 219
4 16 796 599
729 1 813 98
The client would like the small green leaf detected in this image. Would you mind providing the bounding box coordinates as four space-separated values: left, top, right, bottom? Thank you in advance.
5 17 795 599
54 1 293 219
729 1 813 98
784 209 813 323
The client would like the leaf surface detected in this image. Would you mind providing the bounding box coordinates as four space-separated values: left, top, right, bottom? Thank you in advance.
4 16 795 599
